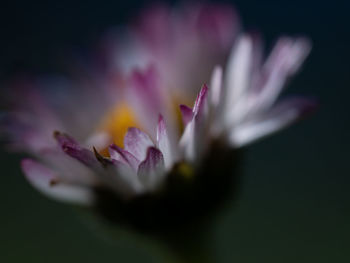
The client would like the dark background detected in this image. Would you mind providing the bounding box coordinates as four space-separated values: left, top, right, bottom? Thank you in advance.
1 0 349 262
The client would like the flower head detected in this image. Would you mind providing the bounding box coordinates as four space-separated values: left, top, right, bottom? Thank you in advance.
1 3 315 231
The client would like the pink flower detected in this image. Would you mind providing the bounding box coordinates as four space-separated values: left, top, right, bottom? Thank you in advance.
1 3 315 210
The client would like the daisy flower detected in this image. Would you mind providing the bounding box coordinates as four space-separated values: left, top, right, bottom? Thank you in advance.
0 3 315 230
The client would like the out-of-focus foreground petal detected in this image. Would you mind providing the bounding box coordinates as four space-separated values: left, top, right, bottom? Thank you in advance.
21 159 94 205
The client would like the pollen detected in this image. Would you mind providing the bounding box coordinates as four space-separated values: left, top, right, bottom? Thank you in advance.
98 102 139 148
176 162 195 180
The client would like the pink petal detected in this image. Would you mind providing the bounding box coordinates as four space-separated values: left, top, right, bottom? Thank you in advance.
54 131 98 168
108 144 140 171
21 159 93 205
179 85 210 161
134 4 172 52
179 104 193 127
124 127 154 162
193 84 209 116
55 131 145 197
194 3 239 50
137 147 165 190
126 65 167 137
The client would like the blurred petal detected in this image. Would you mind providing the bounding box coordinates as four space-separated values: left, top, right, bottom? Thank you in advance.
130 3 238 100
21 159 94 205
230 97 317 147
85 132 112 151
108 144 139 171
105 158 145 196
179 105 193 127
124 127 154 162
193 84 209 116
38 148 97 186
127 66 167 136
224 35 253 110
180 85 209 161
157 115 174 169
54 131 98 168
256 37 311 110
179 120 195 161
210 65 223 108
194 3 239 49
137 147 165 189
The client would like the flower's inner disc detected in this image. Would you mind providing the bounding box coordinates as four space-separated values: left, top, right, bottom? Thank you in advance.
98 102 140 148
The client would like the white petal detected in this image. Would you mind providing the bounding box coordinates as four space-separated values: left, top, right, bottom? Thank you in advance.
107 159 145 196
255 38 311 111
157 115 176 170
224 35 253 113
21 159 94 205
39 148 97 186
229 97 315 147
179 119 196 161
210 65 223 108
220 35 257 130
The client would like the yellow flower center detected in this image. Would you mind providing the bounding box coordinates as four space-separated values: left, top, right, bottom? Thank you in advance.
96 92 193 156
98 102 139 148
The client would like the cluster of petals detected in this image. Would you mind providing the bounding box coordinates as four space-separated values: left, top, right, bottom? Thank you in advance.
0 3 315 205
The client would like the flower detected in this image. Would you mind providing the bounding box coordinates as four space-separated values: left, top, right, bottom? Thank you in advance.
1 3 315 228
